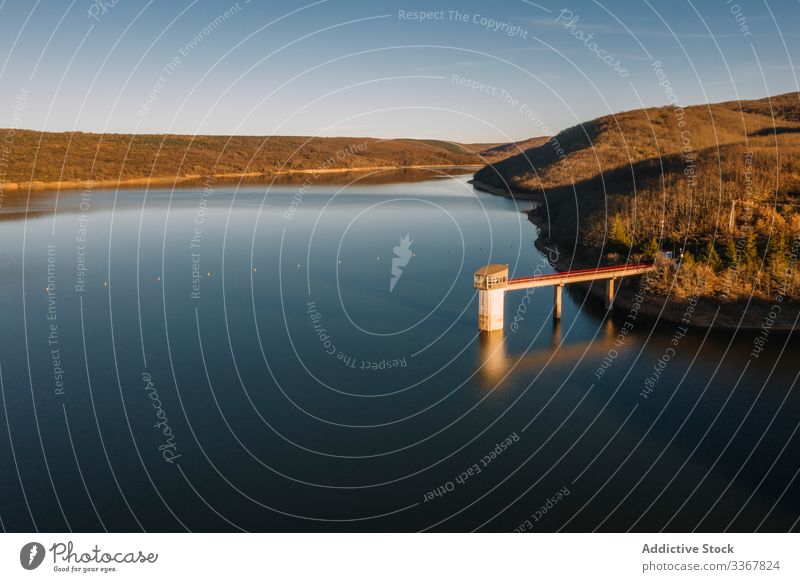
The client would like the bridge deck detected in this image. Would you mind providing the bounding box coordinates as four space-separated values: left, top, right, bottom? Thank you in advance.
506 263 655 291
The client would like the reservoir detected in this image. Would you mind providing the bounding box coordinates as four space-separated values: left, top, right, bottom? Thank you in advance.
0 170 798 532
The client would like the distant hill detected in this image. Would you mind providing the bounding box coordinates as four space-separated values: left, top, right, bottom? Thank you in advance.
471 136 550 162
0 131 524 191
474 92 800 302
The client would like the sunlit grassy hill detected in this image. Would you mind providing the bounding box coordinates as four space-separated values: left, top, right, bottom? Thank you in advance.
0 131 522 189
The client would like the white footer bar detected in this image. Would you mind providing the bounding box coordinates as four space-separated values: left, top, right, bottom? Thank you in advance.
1 533 796 581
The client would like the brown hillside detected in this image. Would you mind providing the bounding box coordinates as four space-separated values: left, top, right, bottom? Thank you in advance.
475 93 800 195
474 92 800 303
0 131 507 190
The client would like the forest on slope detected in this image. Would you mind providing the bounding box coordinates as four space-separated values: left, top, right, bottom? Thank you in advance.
474 92 800 304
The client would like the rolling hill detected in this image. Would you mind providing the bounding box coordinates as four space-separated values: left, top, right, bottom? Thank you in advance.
0 131 524 191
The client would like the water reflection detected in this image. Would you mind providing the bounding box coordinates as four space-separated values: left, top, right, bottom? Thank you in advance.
477 330 507 384
477 316 620 388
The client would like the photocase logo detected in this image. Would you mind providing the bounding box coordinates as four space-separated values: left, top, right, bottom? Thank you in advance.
19 542 45 570
390 234 413 292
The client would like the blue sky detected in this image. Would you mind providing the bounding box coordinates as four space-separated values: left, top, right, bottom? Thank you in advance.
1 0 799 142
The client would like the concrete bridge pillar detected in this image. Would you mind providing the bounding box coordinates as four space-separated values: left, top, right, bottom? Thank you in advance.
553 284 563 320
605 277 616 310
474 264 508 332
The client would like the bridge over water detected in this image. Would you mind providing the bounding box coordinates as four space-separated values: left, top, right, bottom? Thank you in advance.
474 263 656 331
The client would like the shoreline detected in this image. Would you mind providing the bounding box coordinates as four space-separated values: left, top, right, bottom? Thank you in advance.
2 164 484 194
468 178 542 200
471 176 800 332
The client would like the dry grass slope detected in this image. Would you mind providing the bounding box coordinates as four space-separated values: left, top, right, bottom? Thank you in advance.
0 132 515 189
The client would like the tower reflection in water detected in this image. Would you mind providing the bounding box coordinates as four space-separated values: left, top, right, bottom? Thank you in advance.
477 330 508 384
476 316 618 388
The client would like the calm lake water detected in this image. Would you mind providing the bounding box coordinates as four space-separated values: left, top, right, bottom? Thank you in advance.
1 171 798 532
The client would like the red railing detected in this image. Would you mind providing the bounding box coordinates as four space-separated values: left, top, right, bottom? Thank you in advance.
508 262 653 285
